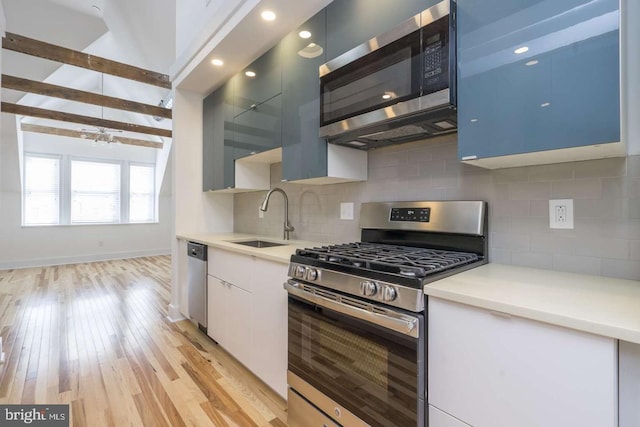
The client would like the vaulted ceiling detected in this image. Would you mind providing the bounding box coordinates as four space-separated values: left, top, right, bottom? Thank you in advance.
1 0 175 145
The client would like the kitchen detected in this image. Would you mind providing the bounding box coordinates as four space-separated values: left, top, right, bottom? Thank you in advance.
173 0 640 426
0 0 640 427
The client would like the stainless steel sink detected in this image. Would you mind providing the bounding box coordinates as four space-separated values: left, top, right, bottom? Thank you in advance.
230 240 287 248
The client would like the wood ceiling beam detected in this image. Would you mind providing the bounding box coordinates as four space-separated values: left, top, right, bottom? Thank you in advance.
2 74 172 119
2 32 171 89
1 102 172 138
20 123 163 149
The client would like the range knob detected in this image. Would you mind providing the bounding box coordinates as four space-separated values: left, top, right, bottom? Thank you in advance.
306 268 318 281
295 265 306 278
360 281 378 296
382 286 397 302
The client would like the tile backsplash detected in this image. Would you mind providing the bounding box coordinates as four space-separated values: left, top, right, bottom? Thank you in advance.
234 135 640 280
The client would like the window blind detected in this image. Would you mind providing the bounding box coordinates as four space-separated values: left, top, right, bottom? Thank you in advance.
23 155 60 225
71 160 121 224
129 164 155 222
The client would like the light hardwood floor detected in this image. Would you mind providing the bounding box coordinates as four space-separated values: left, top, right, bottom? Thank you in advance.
0 256 287 427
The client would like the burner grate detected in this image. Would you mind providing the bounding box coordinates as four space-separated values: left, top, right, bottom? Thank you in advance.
296 243 479 279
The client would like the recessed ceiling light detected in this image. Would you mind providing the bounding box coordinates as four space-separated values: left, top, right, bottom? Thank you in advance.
525 60 538 66
540 102 551 107
261 10 276 21
299 30 312 39
514 46 529 54
245 71 256 77
211 59 224 66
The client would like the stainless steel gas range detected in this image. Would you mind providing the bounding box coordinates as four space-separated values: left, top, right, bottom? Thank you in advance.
285 200 488 427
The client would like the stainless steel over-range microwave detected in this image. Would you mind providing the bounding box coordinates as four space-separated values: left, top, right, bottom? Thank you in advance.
319 0 457 149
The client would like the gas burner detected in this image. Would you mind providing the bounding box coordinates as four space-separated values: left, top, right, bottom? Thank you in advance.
296 243 479 280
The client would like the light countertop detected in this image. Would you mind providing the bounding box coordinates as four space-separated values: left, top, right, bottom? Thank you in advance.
176 232 327 264
424 263 640 344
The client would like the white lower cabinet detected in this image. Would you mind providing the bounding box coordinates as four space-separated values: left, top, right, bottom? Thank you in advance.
428 297 617 427
207 276 228 346
206 275 253 368
429 405 471 427
207 248 289 398
250 258 289 398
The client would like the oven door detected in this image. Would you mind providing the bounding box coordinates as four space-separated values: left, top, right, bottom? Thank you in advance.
285 280 424 427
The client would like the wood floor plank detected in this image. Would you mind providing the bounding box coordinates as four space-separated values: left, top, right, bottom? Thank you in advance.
0 256 287 426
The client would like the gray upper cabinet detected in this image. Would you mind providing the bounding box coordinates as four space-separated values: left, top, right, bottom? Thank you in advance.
281 10 328 181
233 94 282 159
281 9 368 183
234 44 282 116
325 0 436 60
457 0 625 168
203 79 235 191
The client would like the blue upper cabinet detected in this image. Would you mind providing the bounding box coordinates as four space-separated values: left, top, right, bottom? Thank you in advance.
457 0 625 168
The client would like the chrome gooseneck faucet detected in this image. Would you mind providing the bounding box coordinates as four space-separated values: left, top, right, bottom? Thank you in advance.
259 188 295 240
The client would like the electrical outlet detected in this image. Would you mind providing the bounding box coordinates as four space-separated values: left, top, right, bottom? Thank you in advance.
340 202 354 220
549 199 574 229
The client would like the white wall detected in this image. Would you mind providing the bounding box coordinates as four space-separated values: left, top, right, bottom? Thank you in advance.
0 0 4 176
0 126 172 269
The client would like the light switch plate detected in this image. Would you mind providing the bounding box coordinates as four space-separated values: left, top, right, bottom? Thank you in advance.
340 202 354 220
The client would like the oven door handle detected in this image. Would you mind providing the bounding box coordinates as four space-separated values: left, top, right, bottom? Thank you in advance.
284 281 419 338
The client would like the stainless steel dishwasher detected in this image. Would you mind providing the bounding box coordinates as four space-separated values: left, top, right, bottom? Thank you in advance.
187 241 207 333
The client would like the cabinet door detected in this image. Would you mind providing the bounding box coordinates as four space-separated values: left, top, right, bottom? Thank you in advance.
457 0 620 161
226 284 252 369
428 298 617 427
202 80 235 191
234 44 282 115
325 0 436 60
233 94 282 159
251 258 289 397
207 275 227 346
281 10 329 181
208 248 252 292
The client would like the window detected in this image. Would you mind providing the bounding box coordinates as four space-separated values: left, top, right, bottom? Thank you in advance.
71 160 121 224
129 164 155 223
23 155 60 225
22 154 157 226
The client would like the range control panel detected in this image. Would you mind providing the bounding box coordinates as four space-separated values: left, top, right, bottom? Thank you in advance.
390 207 431 222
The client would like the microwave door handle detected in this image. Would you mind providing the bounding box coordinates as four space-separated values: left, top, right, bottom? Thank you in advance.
284 281 419 338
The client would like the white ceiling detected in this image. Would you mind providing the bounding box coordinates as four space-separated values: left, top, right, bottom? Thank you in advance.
173 0 332 95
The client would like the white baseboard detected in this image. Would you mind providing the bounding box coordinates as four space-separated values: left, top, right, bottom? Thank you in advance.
167 304 186 322
0 248 171 270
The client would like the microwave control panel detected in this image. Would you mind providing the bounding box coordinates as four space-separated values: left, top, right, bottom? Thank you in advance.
422 16 450 94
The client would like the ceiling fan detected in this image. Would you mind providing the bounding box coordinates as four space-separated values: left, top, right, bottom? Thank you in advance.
80 127 123 143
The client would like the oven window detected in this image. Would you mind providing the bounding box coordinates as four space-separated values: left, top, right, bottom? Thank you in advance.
288 296 422 427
